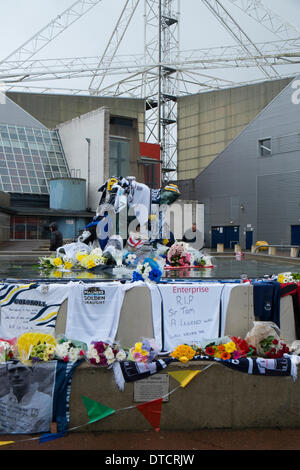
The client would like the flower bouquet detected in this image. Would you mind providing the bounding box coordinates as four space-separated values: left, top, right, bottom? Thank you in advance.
0 338 17 362
128 339 159 363
166 242 193 268
244 321 289 358
29 341 56 362
17 332 57 363
170 344 196 363
54 337 86 363
277 272 300 283
257 336 289 358
132 257 164 283
86 340 127 367
196 338 242 361
122 251 139 267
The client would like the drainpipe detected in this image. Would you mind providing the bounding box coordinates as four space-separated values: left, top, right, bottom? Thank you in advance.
85 138 91 211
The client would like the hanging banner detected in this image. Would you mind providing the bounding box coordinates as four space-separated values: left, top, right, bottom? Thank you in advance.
149 283 225 350
0 283 69 337
65 282 137 345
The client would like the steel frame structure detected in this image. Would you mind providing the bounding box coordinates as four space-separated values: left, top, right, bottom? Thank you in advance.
1 0 300 180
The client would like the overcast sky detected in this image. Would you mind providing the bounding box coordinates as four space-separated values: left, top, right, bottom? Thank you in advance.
0 0 300 93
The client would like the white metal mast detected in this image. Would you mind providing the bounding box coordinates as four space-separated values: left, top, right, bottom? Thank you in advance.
88 0 140 94
0 0 104 69
143 0 180 182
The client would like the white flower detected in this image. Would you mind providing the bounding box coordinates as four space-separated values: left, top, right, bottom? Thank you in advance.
86 345 98 359
69 347 81 362
104 346 115 360
116 350 127 361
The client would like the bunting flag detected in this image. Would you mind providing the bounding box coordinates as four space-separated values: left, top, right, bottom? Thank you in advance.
39 432 66 444
81 396 115 424
168 370 201 388
136 398 163 432
0 441 15 447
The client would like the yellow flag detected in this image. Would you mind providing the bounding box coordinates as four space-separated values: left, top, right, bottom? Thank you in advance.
0 441 14 447
168 370 201 388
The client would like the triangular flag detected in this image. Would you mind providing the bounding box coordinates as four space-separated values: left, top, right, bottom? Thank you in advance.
0 441 14 447
81 395 115 424
168 370 201 388
136 398 162 432
39 432 66 444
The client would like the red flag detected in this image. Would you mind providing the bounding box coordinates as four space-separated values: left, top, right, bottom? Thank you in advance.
136 398 162 432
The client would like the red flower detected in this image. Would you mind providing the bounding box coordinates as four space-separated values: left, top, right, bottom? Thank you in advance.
205 346 215 356
272 339 278 345
63 356 69 362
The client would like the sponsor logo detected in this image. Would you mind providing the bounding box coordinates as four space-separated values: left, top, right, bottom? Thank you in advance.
83 287 106 304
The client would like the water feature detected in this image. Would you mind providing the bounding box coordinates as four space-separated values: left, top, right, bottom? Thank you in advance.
1 255 300 282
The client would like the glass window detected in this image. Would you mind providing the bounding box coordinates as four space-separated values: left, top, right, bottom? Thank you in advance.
258 138 271 156
109 138 130 177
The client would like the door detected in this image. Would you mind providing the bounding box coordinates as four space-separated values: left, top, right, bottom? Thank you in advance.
291 225 300 245
211 226 225 248
225 226 239 249
246 231 253 250
211 226 239 249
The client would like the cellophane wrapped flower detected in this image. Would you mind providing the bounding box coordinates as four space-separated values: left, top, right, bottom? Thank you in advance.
258 336 289 358
277 272 300 283
0 338 17 362
55 337 86 363
166 242 192 267
132 257 163 283
86 341 127 367
123 251 138 267
77 249 108 270
30 341 56 362
128 339 159 363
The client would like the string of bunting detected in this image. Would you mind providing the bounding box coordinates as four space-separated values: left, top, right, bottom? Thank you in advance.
0 362 215 447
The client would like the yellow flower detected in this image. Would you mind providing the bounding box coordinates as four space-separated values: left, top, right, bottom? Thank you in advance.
162 239 169 245
53 257 62 266
64 261 73 270
53 270 63 278
224 341 237 353
87 259 96 269
141 349 149 356
171 344 196 361
277 274 284 283
134 342 143 352
76 253 86 262
179 356 189 363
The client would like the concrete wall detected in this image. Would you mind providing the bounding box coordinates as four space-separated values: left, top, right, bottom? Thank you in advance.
53 284 300 431
177 78 293 180
57 107 110 212
7 92 145 142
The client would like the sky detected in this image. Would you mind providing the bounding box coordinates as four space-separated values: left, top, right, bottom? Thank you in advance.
0 0 300 94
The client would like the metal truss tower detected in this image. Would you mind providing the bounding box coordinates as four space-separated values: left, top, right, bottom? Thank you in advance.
143 0 180 182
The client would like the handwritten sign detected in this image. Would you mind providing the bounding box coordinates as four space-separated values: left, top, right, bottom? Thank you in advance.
151 284 225 350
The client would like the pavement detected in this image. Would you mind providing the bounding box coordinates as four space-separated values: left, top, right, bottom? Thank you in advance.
1 427 300 452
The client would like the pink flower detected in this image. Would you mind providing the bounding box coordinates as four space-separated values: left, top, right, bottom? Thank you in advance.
232 350 240 359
